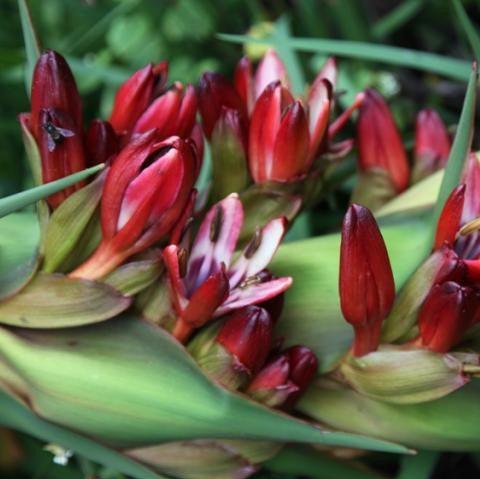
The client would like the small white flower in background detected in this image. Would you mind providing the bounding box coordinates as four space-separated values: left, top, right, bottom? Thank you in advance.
44 444 74 466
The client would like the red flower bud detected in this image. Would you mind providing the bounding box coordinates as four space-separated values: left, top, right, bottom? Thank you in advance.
356 89 410 193
30 50 82 137
462 153 480 224
249 83 311 183
216 306 273 374
133 82 197 139
434 184 466 250
418 281 478 353
70 133 197 280
339 204 395 356
198 72 246 139
413 108 451 181
86 119 118 166
234 56 254 114
109 62 168 136
37 108 86 208
247 345 318 408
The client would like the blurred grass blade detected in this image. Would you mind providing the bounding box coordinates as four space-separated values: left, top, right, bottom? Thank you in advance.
372 0 425 40
217 33 471 81
266 445 385 479
0 164 104 218
398 451 439 479
428 63 477 248
271 17 305 95
453 0 480 61
0 392 167 479
17 0 40 95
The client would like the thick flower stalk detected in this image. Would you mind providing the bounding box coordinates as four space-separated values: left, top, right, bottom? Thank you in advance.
339 204 395 356
162 193 292 342
70 132 198 280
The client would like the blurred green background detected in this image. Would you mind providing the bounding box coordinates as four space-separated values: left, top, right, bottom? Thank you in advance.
2 0 480 477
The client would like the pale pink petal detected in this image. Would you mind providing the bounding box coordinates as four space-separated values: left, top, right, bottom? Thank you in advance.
254 49 290 100
185 194 243 292
462 153 480 223
215 277 292 317
307 79 331 161
229 217 287 288
315 57 337 89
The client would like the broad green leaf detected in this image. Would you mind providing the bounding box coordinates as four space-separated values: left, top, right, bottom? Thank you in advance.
0 213 40 300
372 0 425 40
428 63 477 249
0 272 131 328
398 451 439 479
217 33 471 81
453 0 480 62
299 379 480 450
17 0 40 95
272 219 430 372
376 170 442 218
0 164 104 219
266 445 385 479
0 392 167 479
271 17 305 95
0 316 409 454
43 174 104 273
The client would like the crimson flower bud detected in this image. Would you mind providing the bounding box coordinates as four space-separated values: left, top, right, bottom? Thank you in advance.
434 184 466 250
198 72 247 139
413 108 451 182
30 50 82 137
109 62 168 136
339 204 395 356
217 306 273 375
234 56 254 114
133 82 197 139
249 82 311 183
70 132 197 280
86 119 118 166
37 108 86 208
356 89 410 193
418 281 478 353
247 345 318 409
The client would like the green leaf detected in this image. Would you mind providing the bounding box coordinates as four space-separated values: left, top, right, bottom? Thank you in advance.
398 451 439 479
428 63 477 249
372 0 425 40
299 379 480 451
217 33 471 81
266 445 385 479
271 219 430 372
43 174 104 273
271 17 305 95
0 392 167 479
0 316 410 454
0 212 40 300
453 0 480 62
0 164 104 219
0 272 131 328
17 0 40 95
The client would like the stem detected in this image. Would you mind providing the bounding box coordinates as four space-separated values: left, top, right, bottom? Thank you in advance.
172 319 194 343
68 241 127 281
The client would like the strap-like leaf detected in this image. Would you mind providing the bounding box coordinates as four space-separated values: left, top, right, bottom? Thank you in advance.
217 33 471 81
0 164 104 219
453 0 480 61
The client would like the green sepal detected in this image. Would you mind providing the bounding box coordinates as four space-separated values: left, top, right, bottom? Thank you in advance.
104 251 163 296
339 346 473 405
382 250 446 343
0 272 131 328
135 276 175 328
351 169 397 212
239 185 302 244
43 172 105 273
